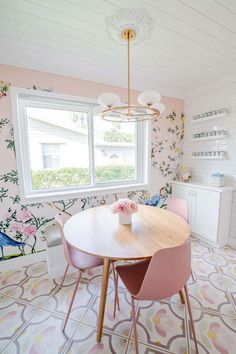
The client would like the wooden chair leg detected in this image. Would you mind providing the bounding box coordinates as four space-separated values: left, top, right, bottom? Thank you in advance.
59 264 69 289
179 289 185 304
63 269 82 332
184 285 199 354
112 263 120 318
131 296 139 354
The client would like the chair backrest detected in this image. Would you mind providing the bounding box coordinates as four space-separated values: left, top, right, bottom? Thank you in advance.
55 214 73 266
55 214 102 269
167 197 188 222
136 242 191 300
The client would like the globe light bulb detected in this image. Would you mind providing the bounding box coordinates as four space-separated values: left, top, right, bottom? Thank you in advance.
138 90 161 106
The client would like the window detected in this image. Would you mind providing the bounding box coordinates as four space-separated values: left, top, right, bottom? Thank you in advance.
41 143 61 169
11 88 149 201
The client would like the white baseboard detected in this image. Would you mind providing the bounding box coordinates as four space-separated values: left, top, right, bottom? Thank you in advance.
48 263 76 279
192 233 236 249
0 251 47 272
191 233 219 247
228 238 236 249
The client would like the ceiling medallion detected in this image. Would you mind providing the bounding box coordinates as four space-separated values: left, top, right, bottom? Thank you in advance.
95 9 165 122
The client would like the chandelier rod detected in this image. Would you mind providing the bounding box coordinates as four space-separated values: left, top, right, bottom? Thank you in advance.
127 29 131 111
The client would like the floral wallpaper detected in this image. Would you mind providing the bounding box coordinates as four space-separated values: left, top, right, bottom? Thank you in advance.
0 73 184 262
151 111 184 181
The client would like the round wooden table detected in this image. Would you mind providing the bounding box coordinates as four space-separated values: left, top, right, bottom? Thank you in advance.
64 204 190 341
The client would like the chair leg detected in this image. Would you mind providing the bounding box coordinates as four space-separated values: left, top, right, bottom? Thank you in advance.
184 285 199 354
131 296 139 354
116 273 120 310
59 264 69 289
179 289 185 304
112 263 120 318
63 269 82 333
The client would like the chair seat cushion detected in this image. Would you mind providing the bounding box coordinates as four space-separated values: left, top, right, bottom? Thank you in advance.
116 259 150 296
46 224 62 248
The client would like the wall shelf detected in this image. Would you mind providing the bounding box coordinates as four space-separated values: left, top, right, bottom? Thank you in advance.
191 112 226 124
191 134 227 142
191 155 226 160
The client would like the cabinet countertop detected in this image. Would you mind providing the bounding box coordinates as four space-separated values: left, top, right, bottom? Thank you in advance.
171 180 235 192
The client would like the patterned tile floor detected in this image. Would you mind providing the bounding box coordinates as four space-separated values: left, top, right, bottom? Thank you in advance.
1 236 236 354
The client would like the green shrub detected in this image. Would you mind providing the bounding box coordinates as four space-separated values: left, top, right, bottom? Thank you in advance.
32 165 135 190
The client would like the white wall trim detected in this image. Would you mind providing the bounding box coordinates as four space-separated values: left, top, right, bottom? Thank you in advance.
228 238 236 249
0 251 46 272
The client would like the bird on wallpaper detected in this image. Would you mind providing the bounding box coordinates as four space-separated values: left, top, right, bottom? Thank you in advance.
0 231 26 260
144 194 161 207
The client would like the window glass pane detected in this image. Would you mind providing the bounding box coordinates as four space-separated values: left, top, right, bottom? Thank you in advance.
93 116 136 183
26 107 90 190
41 143 61 169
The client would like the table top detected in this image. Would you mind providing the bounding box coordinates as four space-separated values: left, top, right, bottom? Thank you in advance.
64 204 190 260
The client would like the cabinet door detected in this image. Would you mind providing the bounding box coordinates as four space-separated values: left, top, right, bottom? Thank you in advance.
192 189 220 242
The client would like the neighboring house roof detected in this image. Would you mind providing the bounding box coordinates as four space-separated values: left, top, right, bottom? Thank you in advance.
29 116 88 135
29 116 135 148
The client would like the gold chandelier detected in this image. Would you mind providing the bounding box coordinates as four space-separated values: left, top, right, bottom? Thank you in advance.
95 10 165 123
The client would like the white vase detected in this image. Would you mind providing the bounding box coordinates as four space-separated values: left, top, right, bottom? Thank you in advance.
119 213 132 225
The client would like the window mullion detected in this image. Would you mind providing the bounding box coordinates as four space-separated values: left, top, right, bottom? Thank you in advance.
88 111 96 187
135 122 139 182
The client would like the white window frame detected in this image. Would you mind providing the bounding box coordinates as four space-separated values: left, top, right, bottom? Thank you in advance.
11 87 150 203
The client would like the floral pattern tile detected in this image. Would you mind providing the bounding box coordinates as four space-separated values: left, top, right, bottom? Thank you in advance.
188 308 236 354
17 273 57 305
191 240 211 257
212 246 236 262
127 340 173 353
0 299 38 351
26 261 47 278
203 252 228 267
0 268 27 289
0 284 24 299
42 281 99 321
219 262 236 280
75 263 123 289
65 323 128 354
131 301 187 352
170 276 234 316
188 277 233 314
83 287 134 338
191 256 217 278
0 237 236 354
3 309 78 354
80 265 104 284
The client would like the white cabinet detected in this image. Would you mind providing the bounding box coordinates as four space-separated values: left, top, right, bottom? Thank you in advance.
172 181 233 246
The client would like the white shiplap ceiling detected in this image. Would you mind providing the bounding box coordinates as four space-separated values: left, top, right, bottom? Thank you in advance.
0 0 236 99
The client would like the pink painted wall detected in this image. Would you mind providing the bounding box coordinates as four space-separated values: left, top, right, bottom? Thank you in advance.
0 64 184 262
0 64 183 115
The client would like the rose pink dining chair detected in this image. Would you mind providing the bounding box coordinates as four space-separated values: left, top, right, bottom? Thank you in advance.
167 197 195 282
167 197 188 222
55 214 119 332
116 242 199 354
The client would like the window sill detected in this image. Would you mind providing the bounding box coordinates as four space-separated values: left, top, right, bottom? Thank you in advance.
21 183 149 204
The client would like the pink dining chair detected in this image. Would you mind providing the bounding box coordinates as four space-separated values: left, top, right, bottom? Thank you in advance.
116 242 199 354
167 197 195 282
167 197 188 222
55 214 119 332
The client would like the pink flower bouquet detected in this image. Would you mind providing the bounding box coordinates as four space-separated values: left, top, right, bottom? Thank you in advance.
111 198 138 216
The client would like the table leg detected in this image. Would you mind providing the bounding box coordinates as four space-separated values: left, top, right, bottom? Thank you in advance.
179 289 185 304
97 258 111 342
